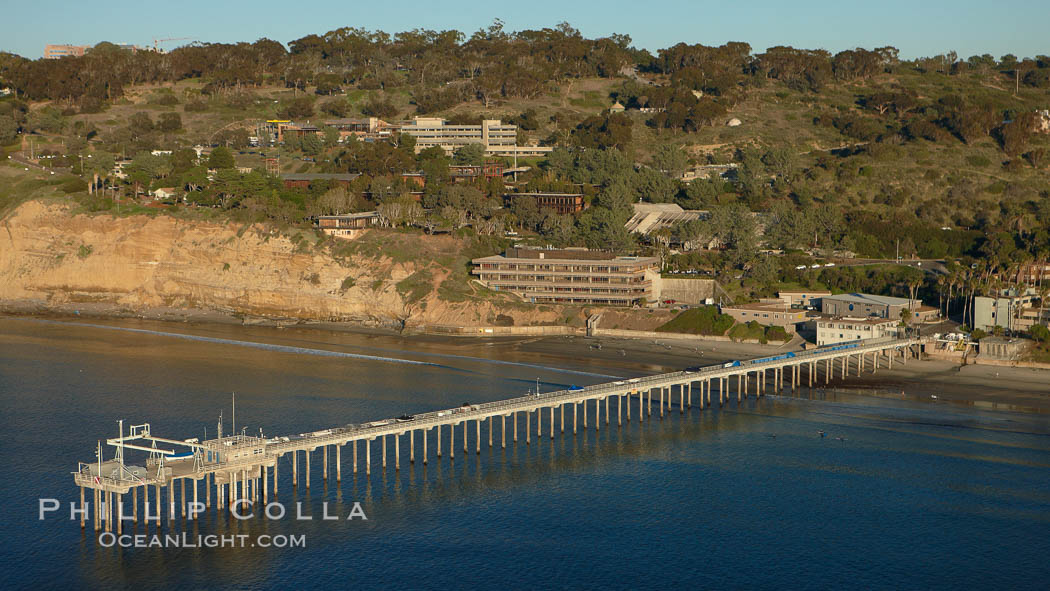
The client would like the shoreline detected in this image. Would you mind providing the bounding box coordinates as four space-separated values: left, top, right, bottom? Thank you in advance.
3 301 1049 414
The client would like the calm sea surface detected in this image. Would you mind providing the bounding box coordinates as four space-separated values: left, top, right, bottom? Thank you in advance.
1 316 1049 590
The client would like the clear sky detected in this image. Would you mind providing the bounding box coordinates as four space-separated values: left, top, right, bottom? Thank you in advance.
3 0 1045 60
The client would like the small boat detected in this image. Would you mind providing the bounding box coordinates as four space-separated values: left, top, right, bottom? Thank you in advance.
818 431 826 438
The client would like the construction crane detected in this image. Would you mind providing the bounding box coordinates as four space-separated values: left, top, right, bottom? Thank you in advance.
152 37 194 52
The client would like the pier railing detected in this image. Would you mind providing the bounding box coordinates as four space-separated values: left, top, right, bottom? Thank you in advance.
264 336 917 454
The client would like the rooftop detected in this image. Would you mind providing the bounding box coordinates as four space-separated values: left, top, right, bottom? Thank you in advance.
625 203 708 235
822 293 917 307
722 301 793 311
474 248 658 265
819 316 898 325
281 173 361 182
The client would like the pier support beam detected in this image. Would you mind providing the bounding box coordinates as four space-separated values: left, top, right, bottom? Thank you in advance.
574 402 578 434
337 444 342 481
195 477 201 512
501 416 506 449
513 413 518 443
306 449 311 488
526 412 531 444
180 479 186 518
560 404 565 434
411 431 416 463
352 441 358 474
550 407 555 439
488 417 493 448
660 388 665 418
323 445 328 482
423 429 429 464
437 424 442 457
382 436 387 469
477 420 482 454
132 486 137 524
292 450 298 488
395 434 400 471
365 439 371 475
618 395 622 426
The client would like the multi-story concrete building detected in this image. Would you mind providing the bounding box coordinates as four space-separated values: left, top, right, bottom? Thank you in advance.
44 44 88 59
821 293 935 323
777 290 831 309
719 301 807 333
471 247 661 306
816 317 899 346
397 118 552 158
973 289 1041 332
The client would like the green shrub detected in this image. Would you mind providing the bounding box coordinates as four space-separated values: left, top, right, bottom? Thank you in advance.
340 276 356 291
77 244 93 259
656 306 735 335
61 177 88 193
1028 325 1048 343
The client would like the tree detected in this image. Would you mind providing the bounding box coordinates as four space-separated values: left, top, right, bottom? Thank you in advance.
278 97 315 119
171 148 197 174
708 204 758 266
301 133 324 155
361 97 398 119
453 143 486 165
573 112 633 151
157 112 182 133
650 144 688 177
0 116 18 145
540 211 574 245
208 146 235 169
313 185 355 215
748 256 779 291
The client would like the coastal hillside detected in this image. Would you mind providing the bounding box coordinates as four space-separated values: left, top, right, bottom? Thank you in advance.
0 198 680 330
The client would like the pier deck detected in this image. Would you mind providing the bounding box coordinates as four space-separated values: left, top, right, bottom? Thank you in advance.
72 336 921 531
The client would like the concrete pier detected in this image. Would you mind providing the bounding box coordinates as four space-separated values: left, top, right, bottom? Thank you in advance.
71 337 917 521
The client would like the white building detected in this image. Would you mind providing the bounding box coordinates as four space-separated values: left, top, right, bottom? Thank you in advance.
396 117 552 158
816 316 899 346
973 289 1040 332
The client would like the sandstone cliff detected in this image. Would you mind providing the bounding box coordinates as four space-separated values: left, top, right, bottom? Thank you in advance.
0 200 591 329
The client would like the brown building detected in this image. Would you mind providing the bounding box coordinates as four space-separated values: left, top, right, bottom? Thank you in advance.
720 301 807 333
323 117 392 141
281 173 360 190
450 162 505 182
44 44 88 59
505 192 585 215
317 212 381 237
472 247 661 306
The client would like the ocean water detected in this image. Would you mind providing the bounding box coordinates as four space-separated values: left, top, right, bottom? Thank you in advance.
1 317 1049 590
